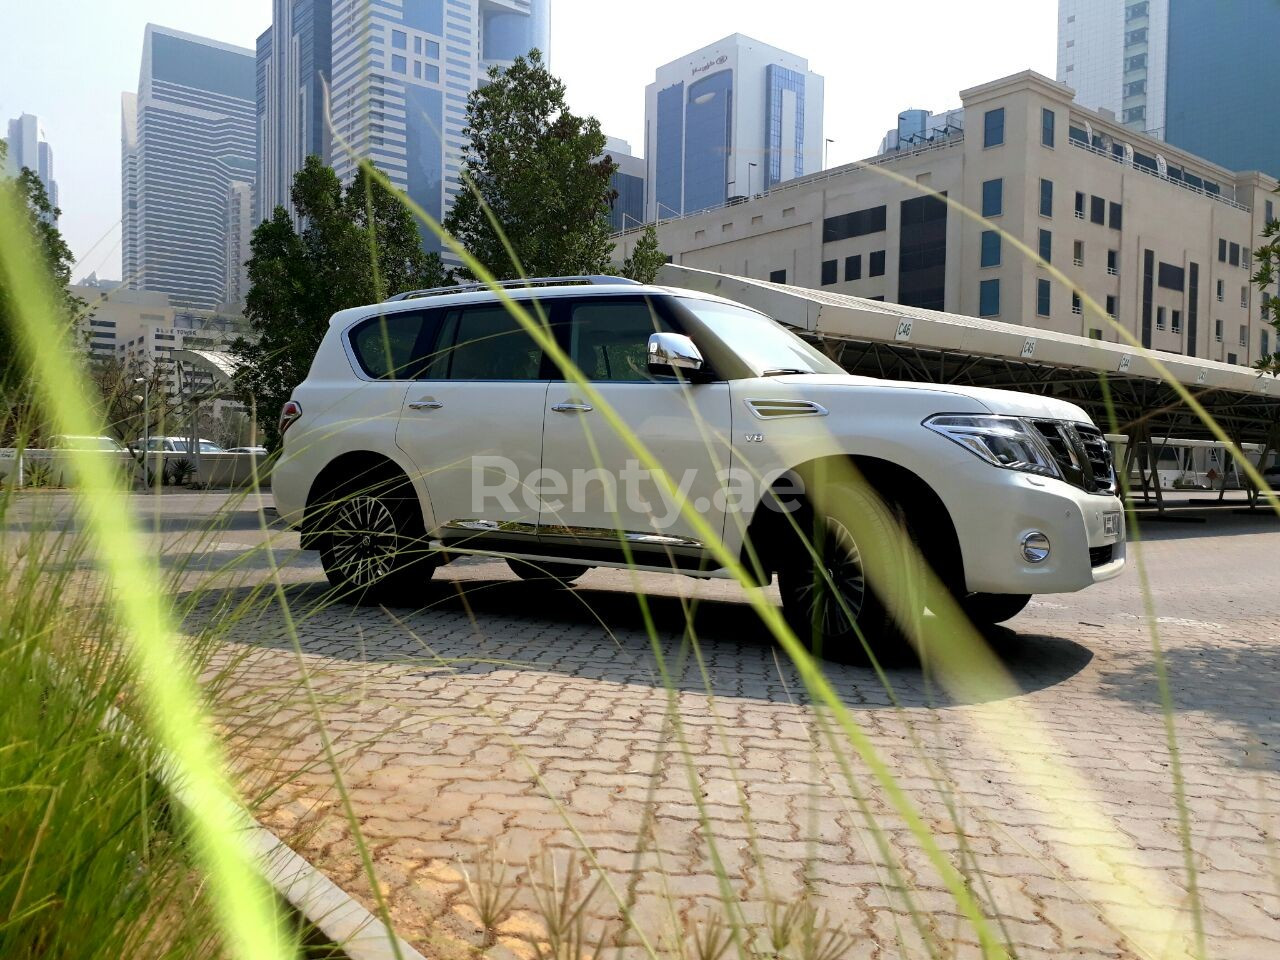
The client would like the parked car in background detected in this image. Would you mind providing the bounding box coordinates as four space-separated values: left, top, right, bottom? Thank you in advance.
133 437 226 454
227 446 268 455
48 435 126 451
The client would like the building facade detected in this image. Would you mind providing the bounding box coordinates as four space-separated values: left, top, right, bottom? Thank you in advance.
644 34 824 221
1057 0 1280 176
256 0 332 222
224 182 253 306
123 25 257 309
604 136 645 233
4 113 59 224
328 0 549 250
616 72 1279 367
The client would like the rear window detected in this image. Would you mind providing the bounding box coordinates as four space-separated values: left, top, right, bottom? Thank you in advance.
348 310 441 379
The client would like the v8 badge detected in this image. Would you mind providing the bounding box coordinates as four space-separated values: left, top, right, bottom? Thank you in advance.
744 433 765 443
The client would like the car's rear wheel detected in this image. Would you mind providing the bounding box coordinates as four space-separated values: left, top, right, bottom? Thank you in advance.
317 471 437 603
506 558 587 585
961 592 1031 625
778 481 923 663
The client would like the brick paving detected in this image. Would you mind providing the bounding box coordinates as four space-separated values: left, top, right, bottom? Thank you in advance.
180 503 1278 957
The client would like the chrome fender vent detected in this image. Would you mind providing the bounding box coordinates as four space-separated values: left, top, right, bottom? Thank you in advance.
744 398 830 420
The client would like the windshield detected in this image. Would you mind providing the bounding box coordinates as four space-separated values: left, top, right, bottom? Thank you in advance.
58 436 124 451
678 298 844 378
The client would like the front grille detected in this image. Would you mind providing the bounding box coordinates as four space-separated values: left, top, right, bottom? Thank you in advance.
1030 420 1117 495
1090 544 1114 567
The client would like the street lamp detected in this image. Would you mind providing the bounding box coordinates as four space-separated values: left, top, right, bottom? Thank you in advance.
747 162 758 197
825 138 836 169
133 376 150 486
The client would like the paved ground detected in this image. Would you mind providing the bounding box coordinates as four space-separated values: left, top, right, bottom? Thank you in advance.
9 491 1279 958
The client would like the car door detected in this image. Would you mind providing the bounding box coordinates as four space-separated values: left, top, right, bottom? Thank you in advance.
537 295 734 562
394 300 553 541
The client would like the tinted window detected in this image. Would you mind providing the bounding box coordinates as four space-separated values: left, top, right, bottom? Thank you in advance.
983 108 1005 147
980 230 1001 268
822 205 887 243
1041 108 1055 147
979 278 1000 317
982 179 1003 217
1039 229 1052 264
570 299 673 382
433 306 545 380
1040 178 1053 217
769 269 787 283
821 259 838 285
1037 279 1051 316
844 255 862 281
869 250 886 277
349 311 440 380
1090 195 1106 225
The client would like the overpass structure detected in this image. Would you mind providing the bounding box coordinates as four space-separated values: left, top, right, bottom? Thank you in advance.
661 265 1280 508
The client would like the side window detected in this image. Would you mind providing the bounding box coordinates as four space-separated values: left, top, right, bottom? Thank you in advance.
570 299 674 382
348 310 440 380
431 305 546 380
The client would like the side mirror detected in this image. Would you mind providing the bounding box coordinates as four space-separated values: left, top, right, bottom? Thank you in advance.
647 332 704 375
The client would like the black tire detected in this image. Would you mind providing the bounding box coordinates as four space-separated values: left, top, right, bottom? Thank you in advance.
506 558 587 585
962 592 1031 625
778 481 923 663
316 469 437 604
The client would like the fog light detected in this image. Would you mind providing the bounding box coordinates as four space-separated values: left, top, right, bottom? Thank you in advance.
1021 531 1051 563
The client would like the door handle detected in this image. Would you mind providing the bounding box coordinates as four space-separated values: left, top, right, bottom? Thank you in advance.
407 398 444 410
551 401 593 413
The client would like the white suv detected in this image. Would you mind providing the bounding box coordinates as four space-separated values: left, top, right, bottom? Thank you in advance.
272 277 1125 656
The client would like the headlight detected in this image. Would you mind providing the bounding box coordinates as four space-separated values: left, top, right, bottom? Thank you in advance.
924 415 1061 478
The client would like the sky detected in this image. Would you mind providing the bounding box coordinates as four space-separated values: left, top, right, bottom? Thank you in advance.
0 0 1057 283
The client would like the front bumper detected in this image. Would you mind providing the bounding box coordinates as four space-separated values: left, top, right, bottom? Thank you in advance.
947 468 1126 595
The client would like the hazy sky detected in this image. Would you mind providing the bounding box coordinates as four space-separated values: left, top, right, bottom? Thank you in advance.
0 0 1057 282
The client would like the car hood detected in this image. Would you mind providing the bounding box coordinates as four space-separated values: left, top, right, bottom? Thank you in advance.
768 374 1095 424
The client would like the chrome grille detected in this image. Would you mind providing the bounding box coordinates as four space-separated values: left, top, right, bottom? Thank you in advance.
1030 420 1116 495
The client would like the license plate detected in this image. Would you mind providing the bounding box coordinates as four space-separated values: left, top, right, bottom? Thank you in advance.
1103 512 1121 538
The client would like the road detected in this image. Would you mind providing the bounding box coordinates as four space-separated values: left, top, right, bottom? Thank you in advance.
8 491 1279 958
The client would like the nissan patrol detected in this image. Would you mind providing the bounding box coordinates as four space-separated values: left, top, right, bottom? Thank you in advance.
271 276 1125 656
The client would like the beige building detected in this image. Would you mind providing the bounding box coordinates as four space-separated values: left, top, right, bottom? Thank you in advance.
616 71 1278 366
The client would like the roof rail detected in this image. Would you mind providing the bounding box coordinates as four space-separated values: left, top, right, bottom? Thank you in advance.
384 275 640 302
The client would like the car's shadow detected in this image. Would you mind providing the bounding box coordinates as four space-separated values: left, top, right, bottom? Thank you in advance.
186 571 1094 711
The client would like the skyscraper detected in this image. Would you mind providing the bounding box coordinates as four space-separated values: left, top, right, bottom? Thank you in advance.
256 0 332 222
645 34 824 222
1057 0 1280 176
123 24 257 310
4 113 59 224
603 136 645 233
328 0 550 250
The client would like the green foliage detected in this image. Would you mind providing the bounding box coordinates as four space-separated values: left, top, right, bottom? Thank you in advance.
620 224 668 284
1254 193 1280 375
444 49 618 280
233 155 447 447
0 162 81 393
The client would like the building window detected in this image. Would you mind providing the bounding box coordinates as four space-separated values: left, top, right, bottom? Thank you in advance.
1042 108 1055 148
980 230 1001 267
1122 106 1146 125
1090 195 1106 225
1072 292 1083 315
897 194 947 309
1217 279 1224 301
1037 278 1051 316
1263 329 1271 356
1240 324 1249 347
1228 352 1238 365
414 61 422 78
1219 238 1227 262
1215 319 1223 342
391 29 407 49
979 278 1000 317
1039 229 1052 264
1108 249 1119 275
1074 240 1084 267
1229 242 1240 266
414 36 422 54
869 250 886 277
1241 286 1249 308
821 259 838 285
391 54 407 73
1109 202 1122 230
844 255 862 281
1156 306 1165 330
1158 262 1185 292
1267 200 1275 225
1172 310 1182 334
982 178 1003 218
983 108 1005 148
770 269 787 284
1106 294 1117 318
1040 178 1053 217
1089 328 1103 340
425 64 440 83
822 205 888 243
1075 191 1086 220
1243 249 1251 271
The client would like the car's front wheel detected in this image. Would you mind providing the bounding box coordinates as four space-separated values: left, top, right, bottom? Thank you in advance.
778 481 923 662
317 473 437 603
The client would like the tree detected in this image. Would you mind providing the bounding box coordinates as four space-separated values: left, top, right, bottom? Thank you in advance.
232 156 447 447
444 49 617 280
1254 190 1280 376
0 142 83 444
619 224 668 284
